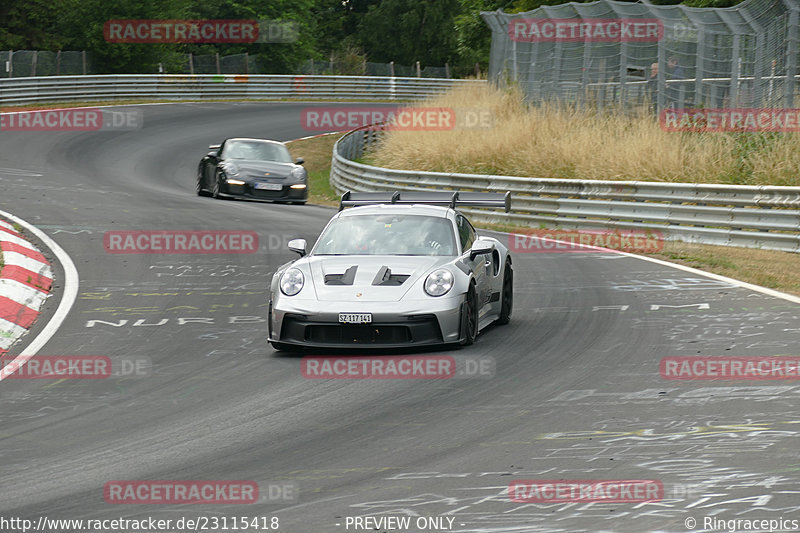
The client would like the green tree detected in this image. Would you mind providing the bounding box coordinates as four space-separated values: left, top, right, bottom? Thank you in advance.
454 0 518 75
0 0 64 49
184 0 317 73
357 0 461 66
53 0 192 73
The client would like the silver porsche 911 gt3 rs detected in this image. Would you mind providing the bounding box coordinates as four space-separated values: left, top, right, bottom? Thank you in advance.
268 191 513 350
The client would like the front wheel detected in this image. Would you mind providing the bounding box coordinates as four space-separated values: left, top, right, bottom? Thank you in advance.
212 174 222 199
459 283 478 346
196 175 209 196
496 261 513 325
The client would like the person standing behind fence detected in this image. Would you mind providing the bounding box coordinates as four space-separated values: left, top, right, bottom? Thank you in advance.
665 56 685 108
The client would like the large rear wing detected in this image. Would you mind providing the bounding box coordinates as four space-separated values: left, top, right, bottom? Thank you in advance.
339 191 511 212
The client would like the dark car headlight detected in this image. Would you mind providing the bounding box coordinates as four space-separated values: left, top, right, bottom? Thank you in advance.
280 268 305 296
424 269 454 297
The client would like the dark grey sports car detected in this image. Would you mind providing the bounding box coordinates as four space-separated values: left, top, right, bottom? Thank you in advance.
197 138 308 204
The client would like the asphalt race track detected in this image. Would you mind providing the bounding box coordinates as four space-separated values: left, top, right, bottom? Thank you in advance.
1 103 799 533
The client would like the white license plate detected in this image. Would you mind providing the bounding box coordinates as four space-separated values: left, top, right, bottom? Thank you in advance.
339 313 372 324
254 182 283 191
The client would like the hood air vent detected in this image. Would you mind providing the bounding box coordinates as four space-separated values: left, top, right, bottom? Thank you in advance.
372 266 410 286
324 265 358 285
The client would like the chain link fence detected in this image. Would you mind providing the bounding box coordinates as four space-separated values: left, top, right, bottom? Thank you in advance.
481 0 798 111
3 50 455 79
1 51 90 78
180 53 262 74
297 59 451 78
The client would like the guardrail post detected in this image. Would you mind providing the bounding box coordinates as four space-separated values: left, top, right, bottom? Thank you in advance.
56 50 61 76
215 53 221 74
416 61 421 77
189 53 194 75
8 50 13 78
31 51 38 77
81 51 86 75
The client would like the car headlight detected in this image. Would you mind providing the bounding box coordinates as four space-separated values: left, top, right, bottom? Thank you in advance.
280 268 304 296
424 269 453 297
290 166 306 181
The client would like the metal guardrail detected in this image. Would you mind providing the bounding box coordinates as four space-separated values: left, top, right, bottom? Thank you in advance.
0 74 486 105
4 74 797 252
331 126 800 253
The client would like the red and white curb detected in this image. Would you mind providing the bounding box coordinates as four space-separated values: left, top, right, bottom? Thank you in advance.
0 210 78 381
0 218 53 359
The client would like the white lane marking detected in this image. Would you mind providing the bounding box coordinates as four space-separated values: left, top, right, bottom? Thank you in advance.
289 131 347 142
0 167 43 177
0 209 79 381
488 230 800 305
617 250 800 305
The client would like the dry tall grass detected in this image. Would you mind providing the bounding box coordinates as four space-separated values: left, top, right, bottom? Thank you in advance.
371 84 800 185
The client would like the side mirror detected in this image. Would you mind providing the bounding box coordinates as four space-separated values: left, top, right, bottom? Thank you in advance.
469 239 493 260
207 151 218 157
288 238 307 257
295 157 305 165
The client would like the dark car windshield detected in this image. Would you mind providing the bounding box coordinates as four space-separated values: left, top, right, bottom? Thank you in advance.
313 214 457 256
222 141 292 163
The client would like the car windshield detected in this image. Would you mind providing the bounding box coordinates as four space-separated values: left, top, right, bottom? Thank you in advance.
222 141 292 163
313 214 457 256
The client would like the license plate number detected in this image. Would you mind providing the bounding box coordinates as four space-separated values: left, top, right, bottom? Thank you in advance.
254 182 283 190
339 313 372 324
